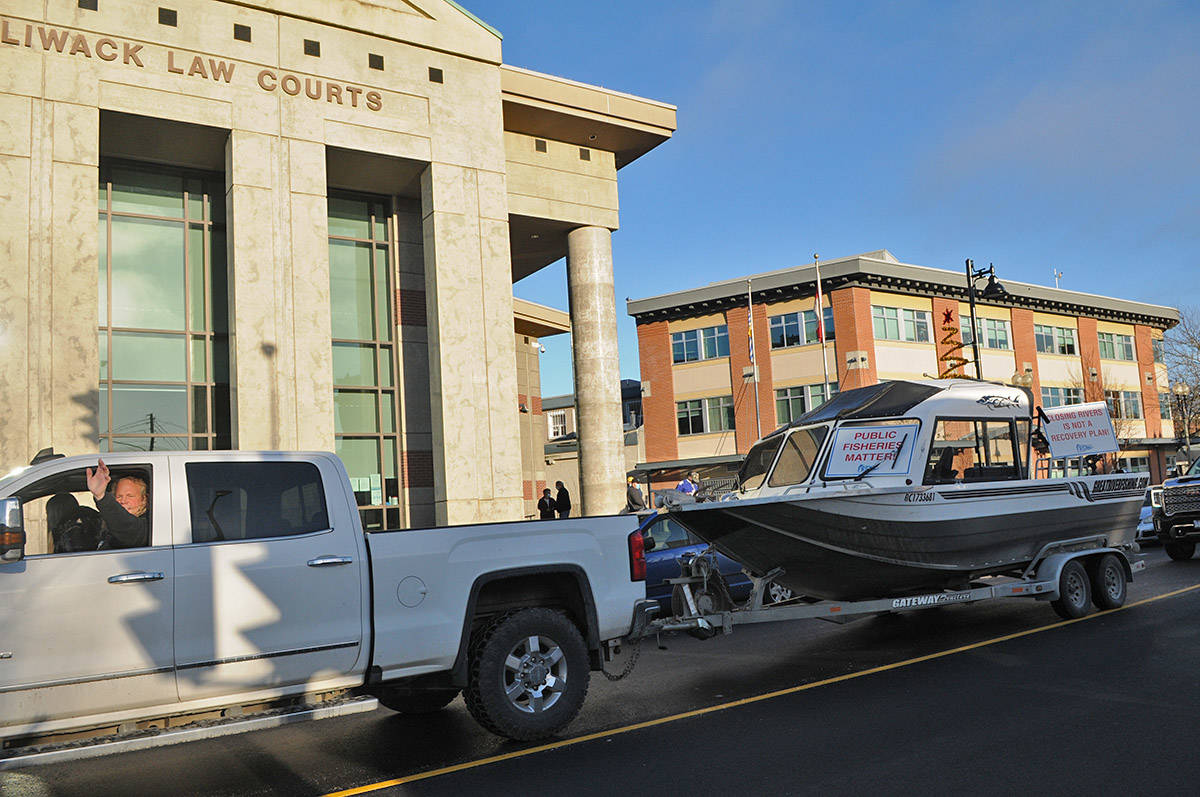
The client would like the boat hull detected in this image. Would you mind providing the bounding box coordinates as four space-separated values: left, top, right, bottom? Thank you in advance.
674 477 1146 601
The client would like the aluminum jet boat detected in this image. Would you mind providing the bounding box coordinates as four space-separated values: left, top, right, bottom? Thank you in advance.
670 379 1146 601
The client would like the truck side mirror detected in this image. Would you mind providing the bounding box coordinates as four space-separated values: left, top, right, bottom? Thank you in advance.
0 497 25 562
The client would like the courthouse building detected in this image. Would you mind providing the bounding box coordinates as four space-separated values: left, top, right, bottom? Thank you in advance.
0 0 675 526
628 250 1181 486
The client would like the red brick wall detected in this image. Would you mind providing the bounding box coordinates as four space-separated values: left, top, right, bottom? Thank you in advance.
931 297 966 378
831 286 877 390
1010 308 1041 402
637 320 678 461
751 303 777 438
1134 325 1162 438
1076 318 1104 402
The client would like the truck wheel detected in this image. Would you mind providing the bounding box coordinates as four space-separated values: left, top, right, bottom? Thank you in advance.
1051 560 1092 620
374 685 460 714
1089 554 1127 610
1165 541 1196 561
463 608 589 741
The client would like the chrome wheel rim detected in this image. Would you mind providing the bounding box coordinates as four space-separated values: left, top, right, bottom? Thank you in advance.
768 583 793 604
504 635 566 714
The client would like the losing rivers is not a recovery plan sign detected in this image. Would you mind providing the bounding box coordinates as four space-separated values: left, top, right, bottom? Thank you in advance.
1040 402 1119 459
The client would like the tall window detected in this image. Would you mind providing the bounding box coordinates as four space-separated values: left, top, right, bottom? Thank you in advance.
1160 394 1172 420
769 307 835 349
548 410 567 439
329 194 400 531
1105 390 1142 419
671 325 728 363
1034 324 1076 355
961 316 1011 350
676 396 734 436
98 163 230 451
873 306 929 342
1098 332 1135 361
1152 338 1165 363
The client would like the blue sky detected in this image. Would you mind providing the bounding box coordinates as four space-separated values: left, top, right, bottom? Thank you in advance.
469 0 1200 397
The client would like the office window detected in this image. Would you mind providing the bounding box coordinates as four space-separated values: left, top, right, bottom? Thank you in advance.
1034 324 1054 353
329 193 400 531
873 306 929 342
671 325 729 363
769 307 833 349
1121 456 1150 474
1034 324 1077 355
1041 386 1084 408
1153 338 1165 363
1160 394 1172 420
548 410 567 439
1098 332 1135 361
775 383 838 426
98 162 231 453
1105 390 1142 419
961 316 1011 350
677 396 734 435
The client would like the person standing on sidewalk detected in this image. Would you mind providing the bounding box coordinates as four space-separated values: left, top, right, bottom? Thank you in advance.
555 481 572 518
537 488 557 519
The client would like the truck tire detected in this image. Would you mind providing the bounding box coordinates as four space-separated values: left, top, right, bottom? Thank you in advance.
1165 541 1196 561
374 685 460 714
1051 560 1092 620
1089 554 1127 611
463 608 589 741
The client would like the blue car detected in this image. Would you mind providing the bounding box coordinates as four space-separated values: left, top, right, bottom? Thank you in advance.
1135 488 1155 543
640 514 794 613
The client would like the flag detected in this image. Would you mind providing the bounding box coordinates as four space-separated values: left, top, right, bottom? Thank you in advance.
747 307 755 363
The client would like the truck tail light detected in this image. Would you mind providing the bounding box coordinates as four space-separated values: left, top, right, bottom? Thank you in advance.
628 529 646 581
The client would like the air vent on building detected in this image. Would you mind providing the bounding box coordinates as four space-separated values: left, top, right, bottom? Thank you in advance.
534 139 547 153
78 0 98 10
428 67 444 83
369 53 384 70
234 24 251 42
158 7 177 26
303 39 320 57
579 148 591 161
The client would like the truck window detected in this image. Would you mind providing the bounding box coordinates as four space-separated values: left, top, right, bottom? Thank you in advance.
643 517 693 551
186 462 329 543
16 466 153 553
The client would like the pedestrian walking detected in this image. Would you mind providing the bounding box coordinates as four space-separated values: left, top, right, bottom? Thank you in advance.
555 481 572 518
623 476 645 513
537 488 557 519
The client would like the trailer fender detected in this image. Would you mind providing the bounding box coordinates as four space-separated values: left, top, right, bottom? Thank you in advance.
1031 548 1132 600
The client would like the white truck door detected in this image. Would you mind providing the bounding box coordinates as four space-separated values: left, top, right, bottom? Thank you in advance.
0 461 175 734
171 457 364 701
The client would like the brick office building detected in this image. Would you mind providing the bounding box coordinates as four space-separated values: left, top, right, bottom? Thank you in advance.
627 250 1180 488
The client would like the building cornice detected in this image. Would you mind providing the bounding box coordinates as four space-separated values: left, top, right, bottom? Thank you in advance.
626 253 1179 329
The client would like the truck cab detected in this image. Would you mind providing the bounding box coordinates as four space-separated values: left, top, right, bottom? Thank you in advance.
1151 458 1200 560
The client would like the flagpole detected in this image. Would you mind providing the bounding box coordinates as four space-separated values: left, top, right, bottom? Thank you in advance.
747 278 761 439
815 254 831 397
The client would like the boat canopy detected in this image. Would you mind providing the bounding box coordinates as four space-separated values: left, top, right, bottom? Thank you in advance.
785 381 942 428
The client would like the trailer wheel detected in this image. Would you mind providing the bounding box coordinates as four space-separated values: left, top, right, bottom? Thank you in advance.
671 576 733 639
375 685 460 714
1089 554 1127 611
1051 560 1091 620
462 608 589 741
1165 541 1196 561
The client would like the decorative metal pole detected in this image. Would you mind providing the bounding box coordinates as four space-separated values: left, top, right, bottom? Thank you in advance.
747 278 761 440
815 254 831 396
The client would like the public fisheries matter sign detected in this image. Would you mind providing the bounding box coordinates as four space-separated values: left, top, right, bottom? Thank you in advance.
825 423 920 477
1040 402 1119 459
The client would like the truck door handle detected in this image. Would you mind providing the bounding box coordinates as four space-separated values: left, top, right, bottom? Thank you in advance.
108 571 165 584
307 555 354 567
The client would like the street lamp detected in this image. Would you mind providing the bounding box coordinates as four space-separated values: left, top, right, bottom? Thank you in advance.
965 259 1008 380
1174 382 1192 467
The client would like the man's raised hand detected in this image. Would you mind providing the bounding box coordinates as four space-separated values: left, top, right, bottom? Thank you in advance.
86 458 111 501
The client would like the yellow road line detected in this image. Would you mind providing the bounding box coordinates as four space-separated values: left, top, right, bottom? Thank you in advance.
325 582 1200 796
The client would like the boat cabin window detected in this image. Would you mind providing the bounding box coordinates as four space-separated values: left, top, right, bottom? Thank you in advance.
739 435 785 491
769 426 829 487
924 418 1023 484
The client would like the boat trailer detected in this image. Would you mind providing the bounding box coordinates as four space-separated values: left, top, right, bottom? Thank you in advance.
627 535 1145 641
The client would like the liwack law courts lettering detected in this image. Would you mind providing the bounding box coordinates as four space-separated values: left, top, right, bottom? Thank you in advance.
1 18 383 111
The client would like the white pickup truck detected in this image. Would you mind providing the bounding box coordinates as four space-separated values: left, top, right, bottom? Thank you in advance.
0 451 655 747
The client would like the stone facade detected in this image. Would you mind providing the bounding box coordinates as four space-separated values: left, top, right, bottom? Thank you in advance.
0 1 675 524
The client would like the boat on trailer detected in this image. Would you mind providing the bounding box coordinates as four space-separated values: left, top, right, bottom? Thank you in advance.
669 379 1147 602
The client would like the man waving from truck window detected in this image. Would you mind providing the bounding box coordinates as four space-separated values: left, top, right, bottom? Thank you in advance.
85 459 150 549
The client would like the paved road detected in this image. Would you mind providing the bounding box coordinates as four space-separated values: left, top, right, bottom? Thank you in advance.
4 550 1199 796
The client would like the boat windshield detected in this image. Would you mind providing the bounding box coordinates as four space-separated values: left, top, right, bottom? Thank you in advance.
738 434 785 491
768 425 830 487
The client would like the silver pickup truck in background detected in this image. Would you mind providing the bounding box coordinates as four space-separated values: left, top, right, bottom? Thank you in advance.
0 451 654 747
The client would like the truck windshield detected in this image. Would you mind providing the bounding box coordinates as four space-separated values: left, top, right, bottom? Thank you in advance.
738 435 785 491
1188 458 1200 477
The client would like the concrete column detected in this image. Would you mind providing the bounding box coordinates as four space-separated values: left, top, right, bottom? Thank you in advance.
567 226 625 515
